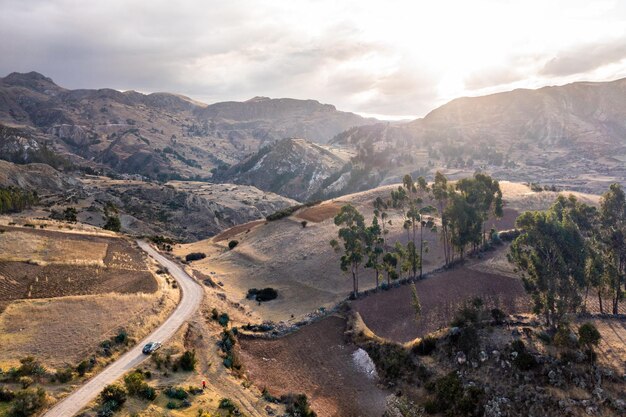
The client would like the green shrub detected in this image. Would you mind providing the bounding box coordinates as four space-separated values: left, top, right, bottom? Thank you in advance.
283 393 317 417
16 357 45 377
554 325 577 349
364 341 415 382
166 401 179 409
219 398 236 411
490 308 506 324
138 384 156 401
10 387 47 417
247 287 278 302
114 329 128 345
18 376 33 389
124 371 145 396
55 367 73 383
165 386 188 400
218 313 230 327
426 372 463 413
103 215 121 232
178 350 197 371
0 386 15 402
578 322 601 348
185 252 206 262
228 240 239 250
99 384 127 409
76 359 94 376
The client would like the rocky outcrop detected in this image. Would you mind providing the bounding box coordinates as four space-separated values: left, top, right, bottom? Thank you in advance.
217 138 348 201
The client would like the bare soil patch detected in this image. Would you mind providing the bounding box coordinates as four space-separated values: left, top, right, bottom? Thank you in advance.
240 315 389 417
353 266 530 343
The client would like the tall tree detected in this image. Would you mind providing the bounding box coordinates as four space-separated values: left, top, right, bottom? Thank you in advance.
599 183 626 314
510 201 586 327
330 204 367 298
364 216 384 289
456 173 503 247
431 172 451 265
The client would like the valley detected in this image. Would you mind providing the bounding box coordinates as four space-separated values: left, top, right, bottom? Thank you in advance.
0 72 625 417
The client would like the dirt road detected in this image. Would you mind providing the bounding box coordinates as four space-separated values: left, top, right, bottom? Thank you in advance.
42 240 204 417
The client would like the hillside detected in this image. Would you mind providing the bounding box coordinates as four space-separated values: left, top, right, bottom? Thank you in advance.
0 72 375 180
216 138 352 201
174 181 600 324
328 78 626 195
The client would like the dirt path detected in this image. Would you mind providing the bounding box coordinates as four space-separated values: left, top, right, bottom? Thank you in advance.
42 241 204 417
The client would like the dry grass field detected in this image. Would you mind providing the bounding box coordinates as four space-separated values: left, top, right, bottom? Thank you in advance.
0 223 174 368
0 291 174 368
175 182 583 325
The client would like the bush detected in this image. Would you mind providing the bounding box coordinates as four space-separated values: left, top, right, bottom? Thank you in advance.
138 384 156 401
178 350 197 372
114 329 128 345
103 216 121 232
301 220 308 228
185 252 206 262
99 384 127 409
412 336 438 356
364 341 415 382
578 322 601 348
76 359 94 376
18 377 33 389
55 367 73 383
218 313 230 327
166 401 179 409
490 308 506 324
123 371 145 396
16 357 45 377
165 386 188 400
247 287 278 302
10 387 47 417
451 304 480 328
219 398 236 411
228 240 239 250
283 393 317 417
554 325 578 349
426 372 463 413
0 386 15 402
450 326 480 355
513 351 537 371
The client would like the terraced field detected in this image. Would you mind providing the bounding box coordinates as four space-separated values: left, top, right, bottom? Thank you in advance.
0 226 156 310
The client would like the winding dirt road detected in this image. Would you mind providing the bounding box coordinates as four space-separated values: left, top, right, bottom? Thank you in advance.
43 240 204 417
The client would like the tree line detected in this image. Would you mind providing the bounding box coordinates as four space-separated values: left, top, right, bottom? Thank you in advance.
0 186 38 214
330 171 503 298
510 184 626 327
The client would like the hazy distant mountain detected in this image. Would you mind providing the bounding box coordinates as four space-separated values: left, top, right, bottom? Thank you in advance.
409 78 626 151
0 72 375 180
329 78 626 193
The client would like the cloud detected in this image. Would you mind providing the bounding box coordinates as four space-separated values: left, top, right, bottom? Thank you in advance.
1 0 626 117
541 39 626 77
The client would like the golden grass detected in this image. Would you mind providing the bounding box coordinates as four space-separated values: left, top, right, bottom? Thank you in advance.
0 284 177 369
0 230 108 265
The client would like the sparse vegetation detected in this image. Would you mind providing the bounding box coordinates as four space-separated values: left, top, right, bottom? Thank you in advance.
228 240 238 250
247 287 278 302
185 252 206 262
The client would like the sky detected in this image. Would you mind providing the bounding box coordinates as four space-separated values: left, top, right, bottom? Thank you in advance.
1 0 626 119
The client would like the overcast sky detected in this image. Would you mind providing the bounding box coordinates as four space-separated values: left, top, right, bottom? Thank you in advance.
2 0 626 119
